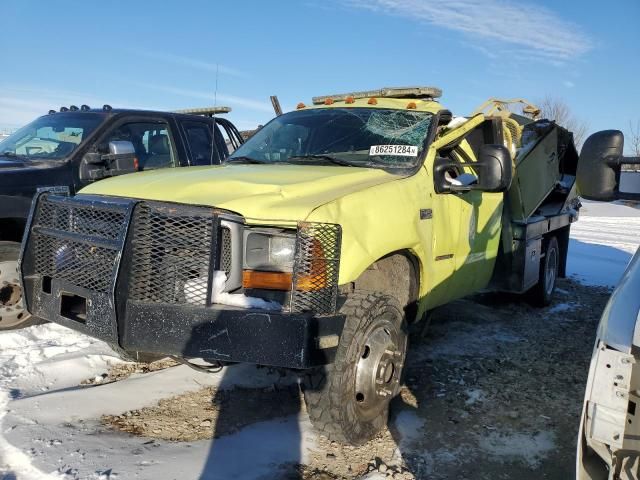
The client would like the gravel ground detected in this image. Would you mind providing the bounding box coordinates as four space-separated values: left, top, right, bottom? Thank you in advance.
98 278 610 479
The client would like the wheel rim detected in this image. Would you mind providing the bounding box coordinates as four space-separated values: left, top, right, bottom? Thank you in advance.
0 260 29 328
545 247 558 296
353 314 406 420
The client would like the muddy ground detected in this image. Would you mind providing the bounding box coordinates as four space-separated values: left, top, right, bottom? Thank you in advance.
99 278 610 479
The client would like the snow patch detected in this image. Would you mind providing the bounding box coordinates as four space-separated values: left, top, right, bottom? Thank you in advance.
392 410 424 448
478 431 555 467
465 388 485 406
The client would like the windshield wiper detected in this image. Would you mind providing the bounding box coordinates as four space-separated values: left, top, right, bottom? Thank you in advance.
288 155 362 167
225 156 270 164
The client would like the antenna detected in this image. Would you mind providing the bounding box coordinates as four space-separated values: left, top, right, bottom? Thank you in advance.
210 63 220 165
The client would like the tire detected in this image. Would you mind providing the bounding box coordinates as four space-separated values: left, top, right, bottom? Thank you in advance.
529 236 559 307
303 292 408 445
109 344 166 364
0 241 40 330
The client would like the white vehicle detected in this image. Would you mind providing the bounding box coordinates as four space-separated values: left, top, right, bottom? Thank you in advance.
576 130 640 479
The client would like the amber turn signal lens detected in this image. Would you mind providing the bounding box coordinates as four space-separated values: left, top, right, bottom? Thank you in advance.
406 102 417 109
242 270 292 290
324 98 334 105
296 102 306 109
367 97 378 105
345 96 355 104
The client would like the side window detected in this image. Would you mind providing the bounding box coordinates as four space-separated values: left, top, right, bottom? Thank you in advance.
435 122 494 191
102 121 176 170
182 121 229 165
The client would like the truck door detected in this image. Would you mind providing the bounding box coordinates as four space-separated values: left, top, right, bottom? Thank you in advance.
427 117 505 303
450 120 505 296
75 118 179 190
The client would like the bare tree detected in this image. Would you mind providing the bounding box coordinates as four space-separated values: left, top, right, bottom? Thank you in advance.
537 96 589 148
629 120 640 158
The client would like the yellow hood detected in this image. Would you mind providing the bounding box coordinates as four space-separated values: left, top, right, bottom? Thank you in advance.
80 164 401 222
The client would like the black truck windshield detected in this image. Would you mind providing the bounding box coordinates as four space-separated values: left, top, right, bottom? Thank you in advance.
227 108 433 169
0 113 104 160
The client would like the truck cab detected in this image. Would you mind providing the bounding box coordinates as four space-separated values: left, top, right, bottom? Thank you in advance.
0 105 243 329
18 87 590 444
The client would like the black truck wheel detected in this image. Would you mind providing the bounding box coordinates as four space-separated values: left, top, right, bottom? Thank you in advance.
529 236 560 307
303 292 408 445
0 241 38 330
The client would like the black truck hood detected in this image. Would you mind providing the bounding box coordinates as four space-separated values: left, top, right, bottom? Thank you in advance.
0 156 73 218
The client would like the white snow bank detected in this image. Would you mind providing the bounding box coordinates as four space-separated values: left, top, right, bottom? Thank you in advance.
568 201 640 286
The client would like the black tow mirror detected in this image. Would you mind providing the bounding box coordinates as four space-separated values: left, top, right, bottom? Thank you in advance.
79 140 138 182
576 130 640 201
434 144 512 194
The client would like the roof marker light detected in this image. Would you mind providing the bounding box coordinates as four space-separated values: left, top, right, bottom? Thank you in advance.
69 105 79 111
345 96 355 104
407 102 417 109
296 102 306 109
80 105 90 111
103 104 112 112
313 86 442 105
48 110 56 115
368 98 378 105
324 98 334 105
60 107 68 112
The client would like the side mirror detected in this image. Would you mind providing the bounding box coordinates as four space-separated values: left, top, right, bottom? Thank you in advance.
434 144 513 194
79 140 138 182
577 130 640 201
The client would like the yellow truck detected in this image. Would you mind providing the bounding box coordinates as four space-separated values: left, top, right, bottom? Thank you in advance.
19 87 598 444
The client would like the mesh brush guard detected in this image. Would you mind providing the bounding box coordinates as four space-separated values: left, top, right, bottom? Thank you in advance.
20 192 135 343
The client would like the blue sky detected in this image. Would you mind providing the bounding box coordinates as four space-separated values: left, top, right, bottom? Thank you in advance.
1 0 638 149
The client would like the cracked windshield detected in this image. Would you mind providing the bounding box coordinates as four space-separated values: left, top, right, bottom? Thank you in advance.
227 108 433 169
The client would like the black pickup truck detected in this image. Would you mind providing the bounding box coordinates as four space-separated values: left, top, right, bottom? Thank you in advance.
0 105 244 329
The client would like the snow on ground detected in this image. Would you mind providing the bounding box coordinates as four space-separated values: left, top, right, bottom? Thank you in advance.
1 199 639 479
568 200 640 286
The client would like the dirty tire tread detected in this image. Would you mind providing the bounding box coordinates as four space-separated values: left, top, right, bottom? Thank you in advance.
303 291 406 445
529 236 559 307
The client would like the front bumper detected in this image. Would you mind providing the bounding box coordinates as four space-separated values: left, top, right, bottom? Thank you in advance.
20 193 344 369
28 276 344 368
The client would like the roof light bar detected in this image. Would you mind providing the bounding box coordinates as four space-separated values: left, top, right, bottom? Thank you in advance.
312 86 442 105
173 106 232 116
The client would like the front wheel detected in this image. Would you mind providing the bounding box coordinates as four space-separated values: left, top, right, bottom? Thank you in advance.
303 292 408 445
0 241 37 330
529 236 559 307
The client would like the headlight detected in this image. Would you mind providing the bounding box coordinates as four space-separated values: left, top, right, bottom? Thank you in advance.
243 228 296 272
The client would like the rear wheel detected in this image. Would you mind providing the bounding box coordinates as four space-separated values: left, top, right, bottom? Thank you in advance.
529 236 559 307
0 241 37 330
303 292 408 445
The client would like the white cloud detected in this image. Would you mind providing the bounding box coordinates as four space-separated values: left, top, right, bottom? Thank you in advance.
345 0 592 61
133 51 246 77
131 83 274 113
563 80 576 88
